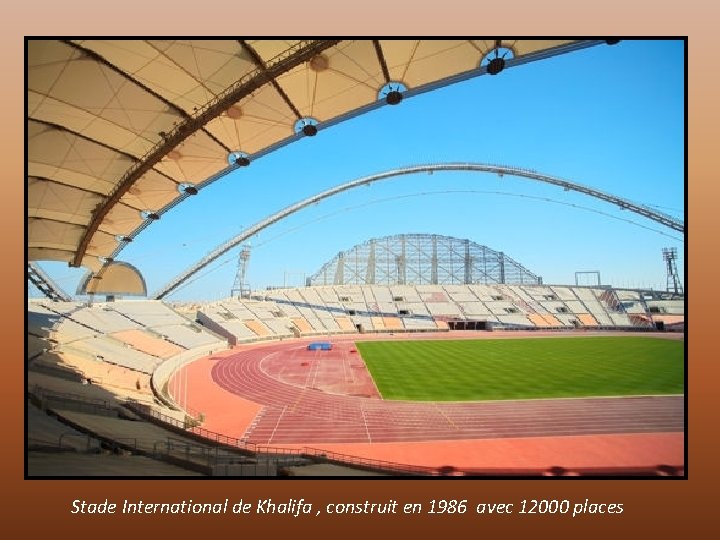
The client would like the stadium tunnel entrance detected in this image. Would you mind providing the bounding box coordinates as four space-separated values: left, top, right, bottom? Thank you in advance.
447 320 489 331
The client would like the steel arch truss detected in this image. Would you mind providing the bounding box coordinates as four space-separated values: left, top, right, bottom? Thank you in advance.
153 163 683 299
309 234 541 286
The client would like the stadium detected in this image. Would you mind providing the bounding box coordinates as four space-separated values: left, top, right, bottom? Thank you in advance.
26 39 685 477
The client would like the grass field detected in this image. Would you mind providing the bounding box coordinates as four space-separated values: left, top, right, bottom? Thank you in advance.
355 337 684 401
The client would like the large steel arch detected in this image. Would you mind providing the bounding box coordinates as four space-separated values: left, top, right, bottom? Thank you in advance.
152 163 685 299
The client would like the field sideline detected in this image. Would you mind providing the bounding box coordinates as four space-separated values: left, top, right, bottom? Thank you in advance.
355 336 684 401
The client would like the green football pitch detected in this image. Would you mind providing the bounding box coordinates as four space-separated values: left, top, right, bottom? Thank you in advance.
355 336 684 401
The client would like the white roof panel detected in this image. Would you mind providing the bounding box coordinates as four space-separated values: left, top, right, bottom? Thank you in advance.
27 39 598 273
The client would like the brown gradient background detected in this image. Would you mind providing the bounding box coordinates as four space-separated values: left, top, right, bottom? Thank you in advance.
5 1 713 537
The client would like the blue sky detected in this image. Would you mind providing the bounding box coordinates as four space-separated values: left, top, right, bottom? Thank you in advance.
30 39 685 302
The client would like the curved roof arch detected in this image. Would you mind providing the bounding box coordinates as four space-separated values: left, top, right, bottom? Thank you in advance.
152 162 683 300
28 39 605 274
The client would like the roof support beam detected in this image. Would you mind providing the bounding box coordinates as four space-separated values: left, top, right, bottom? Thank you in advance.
29 121 182 188
29 175 108 198
238 40 303 120
372 40 390 83
29 118 142 162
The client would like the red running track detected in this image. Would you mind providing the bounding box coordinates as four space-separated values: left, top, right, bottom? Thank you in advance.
205 336 684 446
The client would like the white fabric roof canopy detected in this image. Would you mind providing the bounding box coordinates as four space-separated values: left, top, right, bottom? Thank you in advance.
27 39 600 275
